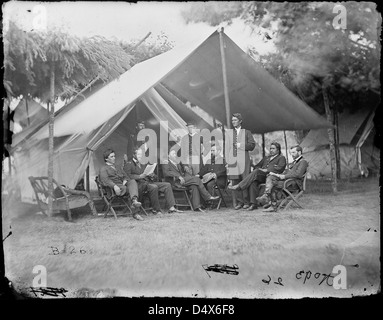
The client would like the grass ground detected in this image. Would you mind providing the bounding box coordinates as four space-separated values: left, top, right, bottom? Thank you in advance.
2 176 380 299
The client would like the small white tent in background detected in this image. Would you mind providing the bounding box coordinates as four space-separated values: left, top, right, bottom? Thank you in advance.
10 97 67 134
300 108 380 180
12 99 48 132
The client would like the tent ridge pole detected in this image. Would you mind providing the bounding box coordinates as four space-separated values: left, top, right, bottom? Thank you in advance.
219 27 231 129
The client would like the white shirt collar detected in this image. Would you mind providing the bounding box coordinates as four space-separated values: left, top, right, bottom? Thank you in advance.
106 161 115 167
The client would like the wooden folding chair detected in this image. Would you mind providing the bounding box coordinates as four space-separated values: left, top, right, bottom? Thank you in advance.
95 176 147 219
214 180 228 210
28 176 97 221
163 176 194 211
276 173 308 211
171 184 194 211
158 164 194 211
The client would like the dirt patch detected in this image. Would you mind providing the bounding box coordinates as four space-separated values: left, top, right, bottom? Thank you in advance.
2 177 380 299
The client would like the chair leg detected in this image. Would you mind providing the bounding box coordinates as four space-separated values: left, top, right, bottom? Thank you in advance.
278 197 289 211
284 190 303 210
88 200 98 216
104 203 111 218
218 187 227 208
64 201 72 221
67 209 72 221
140 206 148 216
120 198 132 216
107 197 120 218
110 207 118 219
184 190 194 211
216 198 222 210
281 191 304 211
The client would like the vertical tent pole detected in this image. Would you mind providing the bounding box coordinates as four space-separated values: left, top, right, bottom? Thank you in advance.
262 133 266 158
8 153 12 176
86 165 90 193
283 130 289 165
25 98 30 126
219 27 235 206
219 28 231 130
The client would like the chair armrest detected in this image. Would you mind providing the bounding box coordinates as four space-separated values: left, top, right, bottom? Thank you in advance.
282 178 294 189
52 182 70 200
283 178 302 191
63 188 91 198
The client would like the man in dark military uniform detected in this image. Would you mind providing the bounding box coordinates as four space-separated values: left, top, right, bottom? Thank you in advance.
99 149 143 221
179 121 202 176
162 148 220 212
198 143 227 196
228 142 286 210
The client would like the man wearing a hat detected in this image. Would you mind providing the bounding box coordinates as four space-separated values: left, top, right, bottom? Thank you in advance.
225 113 256 210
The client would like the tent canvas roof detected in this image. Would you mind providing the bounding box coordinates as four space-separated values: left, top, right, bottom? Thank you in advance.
161 31 330 133
22 29 328 143
11 29 331 202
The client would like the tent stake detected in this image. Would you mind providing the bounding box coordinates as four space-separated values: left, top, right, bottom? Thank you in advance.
219 28 231 129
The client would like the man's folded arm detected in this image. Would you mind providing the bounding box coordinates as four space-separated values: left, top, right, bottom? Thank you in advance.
284 161 308 180
270 156 287 174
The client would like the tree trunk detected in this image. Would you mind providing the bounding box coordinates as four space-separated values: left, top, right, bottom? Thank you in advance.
322 85 338 193
86 166 90 193
333 105 341 179
283 130 289 165
47 64 55 216
132 31 151 49
25 98 30 126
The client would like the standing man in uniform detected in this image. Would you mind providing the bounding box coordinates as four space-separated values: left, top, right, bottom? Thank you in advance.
225 113 256 210
180 121 202 176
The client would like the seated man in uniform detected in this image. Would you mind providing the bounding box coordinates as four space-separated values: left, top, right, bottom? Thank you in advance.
123 147 183 214
198 143 227 197
99 149 143 221
256 145 308 212
162 148 220 213
228 142 286 210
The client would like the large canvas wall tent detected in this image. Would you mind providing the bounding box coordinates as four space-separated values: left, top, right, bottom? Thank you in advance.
10 29 330 203
300 107 380 179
